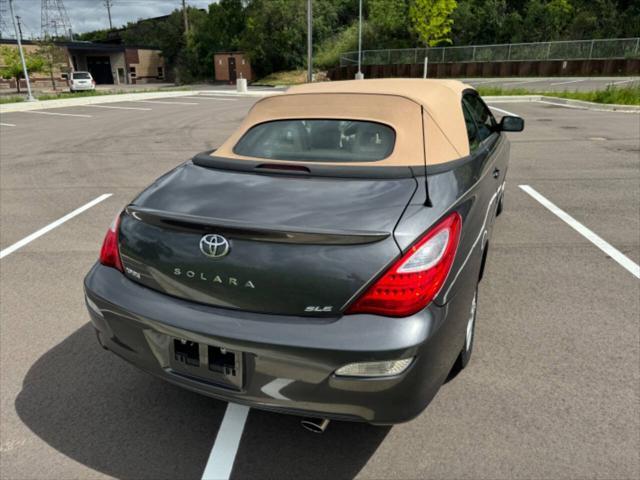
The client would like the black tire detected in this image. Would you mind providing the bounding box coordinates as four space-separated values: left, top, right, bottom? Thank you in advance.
446 286 478 382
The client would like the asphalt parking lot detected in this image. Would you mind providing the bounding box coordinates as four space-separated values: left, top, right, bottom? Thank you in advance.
0 92 638 479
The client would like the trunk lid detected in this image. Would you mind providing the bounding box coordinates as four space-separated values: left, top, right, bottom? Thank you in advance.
118 162 417 316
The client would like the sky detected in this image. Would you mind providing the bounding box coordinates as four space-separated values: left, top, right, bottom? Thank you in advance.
2 0 215 39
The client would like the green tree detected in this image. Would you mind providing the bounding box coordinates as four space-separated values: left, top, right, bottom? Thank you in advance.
370 0 408 34
240 0 307 76
369 0 412 46
0 46 44 93
36 41 68 90
240 0 356 77
565 0 622 40
190 0 247 79
452 0 522 45
409 0 458 46
76 29 110 42
522 0 573 42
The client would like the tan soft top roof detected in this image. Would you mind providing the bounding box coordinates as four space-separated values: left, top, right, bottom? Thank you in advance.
214 78 475 167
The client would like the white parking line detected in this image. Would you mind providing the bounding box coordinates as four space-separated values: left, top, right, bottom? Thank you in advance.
609 79 638 86
501 79 546 87
0 193 112 259
473 79 506 84
0 122 16 127
519 185 640 279
133 100 199 105
550 79 584 86
201 403 250 480
489 105 520 117
183 96 237 101
85 104 152 111
24 110 92 118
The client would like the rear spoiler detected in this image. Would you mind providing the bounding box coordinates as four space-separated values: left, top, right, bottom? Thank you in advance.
126 206 391 246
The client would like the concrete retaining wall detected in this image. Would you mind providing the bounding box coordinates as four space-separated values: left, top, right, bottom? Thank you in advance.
329 58 640 81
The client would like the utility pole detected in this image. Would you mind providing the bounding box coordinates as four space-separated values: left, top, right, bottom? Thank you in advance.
181 0 189 35
104 0 113 30
307 0 312 82
8 0 35 101
356 0 364 79
15 15 23 41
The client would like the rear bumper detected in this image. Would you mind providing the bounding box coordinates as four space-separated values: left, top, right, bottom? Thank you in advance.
84 263 470 424
70 84 95 91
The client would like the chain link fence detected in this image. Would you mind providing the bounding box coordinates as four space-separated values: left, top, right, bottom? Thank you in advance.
340 38 640 66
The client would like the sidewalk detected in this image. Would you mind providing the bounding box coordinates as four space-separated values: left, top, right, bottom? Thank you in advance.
0 88 281 114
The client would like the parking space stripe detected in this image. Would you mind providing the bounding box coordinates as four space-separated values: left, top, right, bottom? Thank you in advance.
610 79 638 86
133 100 199 105
85 105 152 111
0 193 112 259
0 122 16 127
501 79 546 87
550 79 584 86
519 185 640 279
24 111 92 118
201 403 250 480
489 105 520 117
183 96 237 101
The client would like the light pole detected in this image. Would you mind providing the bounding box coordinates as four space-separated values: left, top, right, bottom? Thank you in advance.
356 0 364 79
307 0 312 82
8 0 35 101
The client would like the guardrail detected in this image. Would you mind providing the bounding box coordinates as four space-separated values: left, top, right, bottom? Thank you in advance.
340 38 640 66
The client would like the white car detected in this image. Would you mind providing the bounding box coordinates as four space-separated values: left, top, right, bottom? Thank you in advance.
69 72 96 92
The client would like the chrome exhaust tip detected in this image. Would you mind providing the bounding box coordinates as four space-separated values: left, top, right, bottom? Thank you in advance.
300 418 330 433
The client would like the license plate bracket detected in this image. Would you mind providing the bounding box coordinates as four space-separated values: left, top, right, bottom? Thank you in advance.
169 338 243 390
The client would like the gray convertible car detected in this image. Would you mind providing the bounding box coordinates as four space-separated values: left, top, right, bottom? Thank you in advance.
84 79 523 429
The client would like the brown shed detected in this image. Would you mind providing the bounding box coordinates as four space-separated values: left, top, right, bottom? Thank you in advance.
214 52 253 83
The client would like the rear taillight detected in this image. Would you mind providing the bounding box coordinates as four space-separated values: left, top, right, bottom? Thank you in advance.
345 212 462 317
99 213 123 272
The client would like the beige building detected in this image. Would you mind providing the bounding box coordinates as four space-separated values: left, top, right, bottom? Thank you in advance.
214 52 253 83
0 39 166 90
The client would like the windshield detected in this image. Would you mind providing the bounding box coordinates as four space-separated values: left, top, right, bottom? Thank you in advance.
233 119 396 163
72 72 91 80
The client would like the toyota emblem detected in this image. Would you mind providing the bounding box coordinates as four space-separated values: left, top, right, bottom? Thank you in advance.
199 234 230 258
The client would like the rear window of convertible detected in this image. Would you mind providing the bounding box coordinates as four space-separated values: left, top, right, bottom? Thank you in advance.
233 119 396 162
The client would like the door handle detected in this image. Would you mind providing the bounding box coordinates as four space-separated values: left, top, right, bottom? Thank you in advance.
493 168 500 179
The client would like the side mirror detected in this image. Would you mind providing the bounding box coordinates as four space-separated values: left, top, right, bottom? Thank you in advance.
499 115 524 132
61 73 69 80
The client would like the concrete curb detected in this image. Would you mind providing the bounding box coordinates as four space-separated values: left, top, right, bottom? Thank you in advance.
0 89 281 114
0 90 198 113
192 89 283 97
484 95 640 113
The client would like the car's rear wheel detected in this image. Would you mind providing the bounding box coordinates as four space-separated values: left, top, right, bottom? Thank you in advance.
496 193 504 216
446 286 478 381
